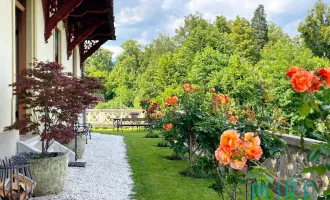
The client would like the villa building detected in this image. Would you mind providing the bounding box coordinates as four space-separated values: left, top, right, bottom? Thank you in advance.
0 0 116 159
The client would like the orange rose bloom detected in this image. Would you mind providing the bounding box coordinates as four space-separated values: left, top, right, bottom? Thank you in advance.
156 111 164 117
229 115 239 125
182 83 195 92
319 67 330 87
227 109 233 115
244 145 263 160
286 66 302 77
163 123 173 131
309 75 323 93
220 130 240 150
182 83 190 89
164 102 169 108
166 96 179 105
224 95 230 104
244 132 260 146
219 95 226 104
291 70 313 92
210 88 216 93
230 157 247 170
215 147 231 165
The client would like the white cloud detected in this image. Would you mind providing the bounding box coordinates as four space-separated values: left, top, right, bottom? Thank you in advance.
283 19 301 37
117 7 144 25
185 0 315 21
112 0 319 48
102 44 124 59
116 0 164 25
165 16 184 35
162 0 174 10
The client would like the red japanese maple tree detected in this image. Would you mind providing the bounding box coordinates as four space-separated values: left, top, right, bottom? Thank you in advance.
5 61 104 155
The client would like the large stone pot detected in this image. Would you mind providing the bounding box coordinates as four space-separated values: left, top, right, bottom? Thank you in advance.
64 134 86 159
29 152 68 197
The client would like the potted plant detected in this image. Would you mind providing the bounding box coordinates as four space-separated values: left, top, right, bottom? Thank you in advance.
63 127 86 159
5 61 103 196
129 111 140 118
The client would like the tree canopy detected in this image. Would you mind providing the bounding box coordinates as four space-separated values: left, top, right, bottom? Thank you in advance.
85 2 330 130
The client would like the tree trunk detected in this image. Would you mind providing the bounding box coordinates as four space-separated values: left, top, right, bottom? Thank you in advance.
189 133 193 169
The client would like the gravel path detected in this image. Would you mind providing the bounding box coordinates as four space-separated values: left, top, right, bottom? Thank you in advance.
34 133 133 200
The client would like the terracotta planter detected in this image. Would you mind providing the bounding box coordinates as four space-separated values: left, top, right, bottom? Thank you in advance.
130 111 140 118
130 113 139 118
29 152 68 197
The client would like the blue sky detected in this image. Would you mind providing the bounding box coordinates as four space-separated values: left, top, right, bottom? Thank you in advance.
103 0 330 58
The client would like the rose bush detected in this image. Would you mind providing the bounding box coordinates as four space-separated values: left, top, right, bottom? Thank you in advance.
286 66 330 198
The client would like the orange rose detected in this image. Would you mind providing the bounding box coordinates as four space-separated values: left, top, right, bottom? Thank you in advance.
217 94 230 105
156 111 163 117
219 95 226 104
227 109 232 115
286 66 302 77
309 75 323 93
210 88 216 93
319 67 330 87
163 123 173 131
182 83 190 89
244 145 263 160
182 83 195 92
220 130 240 150
164 102 169 108
215 147 231 165
291 70 313 92
224 95 230 104
166 96 179 105
229 115 239 125
244 132 260 146
230 157 247 170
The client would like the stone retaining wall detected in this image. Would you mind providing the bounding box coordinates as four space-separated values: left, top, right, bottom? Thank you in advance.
263 133 327 197
86 109 144 127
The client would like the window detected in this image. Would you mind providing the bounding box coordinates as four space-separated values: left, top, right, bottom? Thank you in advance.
54 28 61 63
15 0 26 122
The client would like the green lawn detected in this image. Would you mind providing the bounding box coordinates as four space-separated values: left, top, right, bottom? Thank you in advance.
95 129 221 200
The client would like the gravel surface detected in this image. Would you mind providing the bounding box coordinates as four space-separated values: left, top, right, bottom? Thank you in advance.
34 133 133 200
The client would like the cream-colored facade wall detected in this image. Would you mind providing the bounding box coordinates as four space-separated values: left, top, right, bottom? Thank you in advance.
0 1 14 131
0 0 84 158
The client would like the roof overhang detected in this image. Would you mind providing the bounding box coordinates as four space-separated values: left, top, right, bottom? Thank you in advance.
42 0 116 64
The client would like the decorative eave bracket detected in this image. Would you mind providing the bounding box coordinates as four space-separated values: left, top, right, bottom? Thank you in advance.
79 39 108 65
67 20 104 59
42 0 83 42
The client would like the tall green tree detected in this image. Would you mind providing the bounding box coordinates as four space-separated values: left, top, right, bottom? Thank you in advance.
174 13 208 44
85 48 114 78
85 48 114 101
100 40 142 107
251 5 269 52
230 16 258 62
267 22 289 45
298 0 330 59
215 15 231 34
136 35 176 99
188 46 229 87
